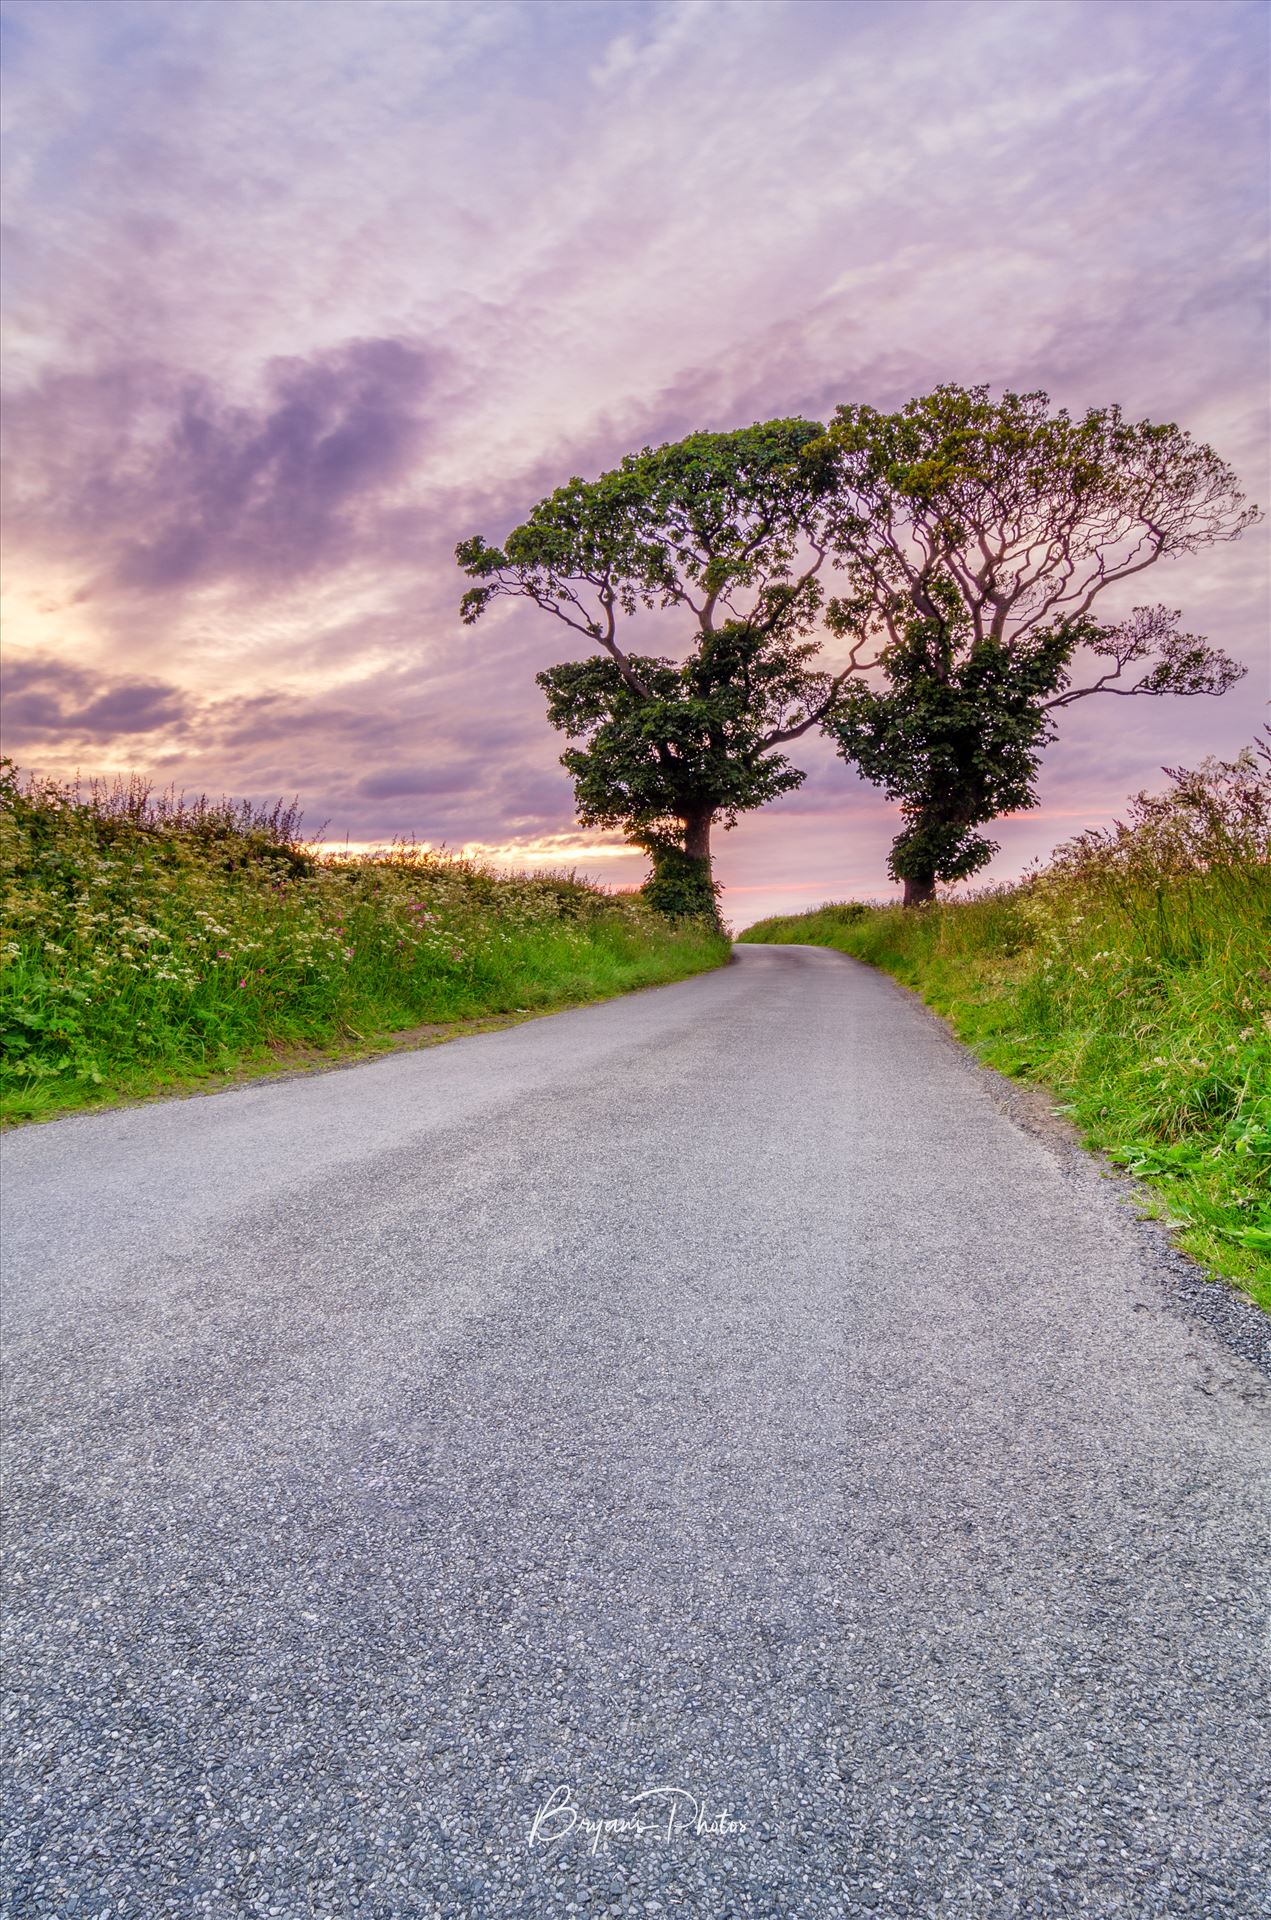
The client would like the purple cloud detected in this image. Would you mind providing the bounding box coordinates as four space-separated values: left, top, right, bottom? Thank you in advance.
0 0 1265 921
5 337 437 595
0 657 189 744
356 764 477 801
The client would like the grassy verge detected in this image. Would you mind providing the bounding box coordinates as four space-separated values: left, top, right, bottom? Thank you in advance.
0 764 728 1124
741 748 1271 1311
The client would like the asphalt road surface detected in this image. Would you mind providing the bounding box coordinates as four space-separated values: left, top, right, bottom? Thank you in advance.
3 945 1269 1920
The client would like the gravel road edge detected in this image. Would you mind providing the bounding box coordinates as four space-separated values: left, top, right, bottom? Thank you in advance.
832 952 1271 1380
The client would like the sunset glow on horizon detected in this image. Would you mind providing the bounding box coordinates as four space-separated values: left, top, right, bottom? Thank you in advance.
2 0 1267 926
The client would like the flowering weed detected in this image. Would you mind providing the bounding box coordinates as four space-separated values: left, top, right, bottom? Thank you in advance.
0 763 727 1123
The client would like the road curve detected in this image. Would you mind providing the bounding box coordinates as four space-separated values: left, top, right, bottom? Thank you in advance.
2 945 1268 1919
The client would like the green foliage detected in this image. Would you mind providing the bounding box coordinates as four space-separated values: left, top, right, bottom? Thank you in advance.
0 765 729 1122
458 419 861 888
460 389 1253 906
458 417 838 631
636 837 721 923
829 580 1069 892
823 386 1256 616
535 621 823 888
818 385 1253 898
742 746 1271 1308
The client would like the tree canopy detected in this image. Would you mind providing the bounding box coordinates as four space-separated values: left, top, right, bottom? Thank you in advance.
821 384 1256 651
819 386 1252 901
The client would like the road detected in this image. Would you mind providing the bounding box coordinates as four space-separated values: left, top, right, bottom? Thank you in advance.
2 944 1268 1919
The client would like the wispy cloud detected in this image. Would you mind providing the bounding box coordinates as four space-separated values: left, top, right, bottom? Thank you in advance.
2 0 1266 918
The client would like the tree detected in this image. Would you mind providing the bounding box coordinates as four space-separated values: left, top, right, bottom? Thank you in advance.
536 621 836 918
820 386 1254 904
457 421 871 918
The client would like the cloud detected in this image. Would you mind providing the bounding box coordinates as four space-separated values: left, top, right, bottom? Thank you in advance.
356 764 476 800
0 656 190 745
4 337 438 596
0 0 1266 912
117 339 434 592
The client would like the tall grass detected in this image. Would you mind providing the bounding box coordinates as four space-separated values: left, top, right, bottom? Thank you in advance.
742 745 1271 1309
0 762 728 1122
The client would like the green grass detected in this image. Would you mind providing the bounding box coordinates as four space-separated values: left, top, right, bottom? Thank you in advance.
742 749 1271 1311
0 765 729 1124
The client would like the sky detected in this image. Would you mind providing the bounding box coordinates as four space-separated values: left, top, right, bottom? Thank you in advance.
2 0 1267 926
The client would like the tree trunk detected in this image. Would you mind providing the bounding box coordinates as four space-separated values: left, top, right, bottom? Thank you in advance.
901 872 936 908
683 806 713 863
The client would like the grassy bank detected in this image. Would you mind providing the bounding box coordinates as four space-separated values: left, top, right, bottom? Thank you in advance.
742 747 1271 1310
0 764 728 1124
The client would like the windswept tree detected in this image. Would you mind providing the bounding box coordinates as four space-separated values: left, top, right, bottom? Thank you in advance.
819 386 1254 903
457 421 871 918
